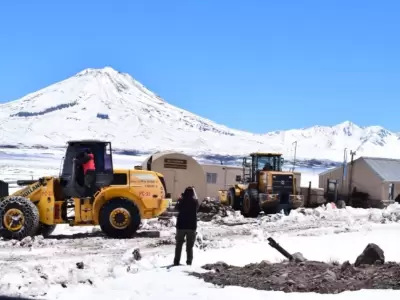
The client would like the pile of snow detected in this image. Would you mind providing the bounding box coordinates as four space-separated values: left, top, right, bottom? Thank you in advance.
43 223 400 299
1 204 400 298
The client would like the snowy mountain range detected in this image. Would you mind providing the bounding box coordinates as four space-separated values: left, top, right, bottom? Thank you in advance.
0 66 398 162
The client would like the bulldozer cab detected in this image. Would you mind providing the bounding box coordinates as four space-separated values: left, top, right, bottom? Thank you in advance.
242 152 284 183
60 140 114 198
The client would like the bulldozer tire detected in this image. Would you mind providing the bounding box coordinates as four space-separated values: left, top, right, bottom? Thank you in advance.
99 198 141 239
242 189 260 218
36 223 57 238
263 207 277 215
228 188 241 211
0 196 39 240
336 200 346 209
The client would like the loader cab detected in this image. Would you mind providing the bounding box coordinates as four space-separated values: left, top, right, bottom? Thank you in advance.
242 152 284 183
60 140 114 198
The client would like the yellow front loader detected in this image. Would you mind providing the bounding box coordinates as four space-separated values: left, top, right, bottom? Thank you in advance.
0 140 170 240
218 152 303 217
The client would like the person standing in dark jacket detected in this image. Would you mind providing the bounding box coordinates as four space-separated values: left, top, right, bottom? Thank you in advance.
173 186 199 266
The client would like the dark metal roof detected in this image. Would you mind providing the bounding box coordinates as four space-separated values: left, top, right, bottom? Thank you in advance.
250 152 282 156
362 157 400 182
67 139 110 144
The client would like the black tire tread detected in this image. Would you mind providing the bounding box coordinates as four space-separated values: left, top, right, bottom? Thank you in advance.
248 188 261 218
99 198 141 239
36 223 57 238
242 189 261 218
229 188 241 211
336 200 346 209
0 196 40 240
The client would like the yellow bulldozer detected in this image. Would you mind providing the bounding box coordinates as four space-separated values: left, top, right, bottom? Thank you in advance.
218 152 303 217
0 140 170 240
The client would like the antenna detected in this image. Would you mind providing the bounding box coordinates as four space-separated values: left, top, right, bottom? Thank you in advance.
292 141 297 172
59 156 65 177
341 148 347 193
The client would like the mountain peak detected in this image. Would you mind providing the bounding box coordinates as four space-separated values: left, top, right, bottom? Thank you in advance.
336 120 355 127
0 67 398 162
76 66 122 77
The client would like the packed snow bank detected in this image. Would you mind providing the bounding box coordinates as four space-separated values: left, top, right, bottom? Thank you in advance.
253 203 400 234
42 223 400 300
1 204 400 299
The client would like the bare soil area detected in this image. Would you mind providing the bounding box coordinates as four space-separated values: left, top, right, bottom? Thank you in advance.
191 259 400 294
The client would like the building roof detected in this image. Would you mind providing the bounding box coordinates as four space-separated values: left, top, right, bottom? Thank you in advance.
319 165 343 176
362 157 400 182
318 156 400 182
141 150 196 166
201 163 242 169
67 139 109 144
249 152 282 156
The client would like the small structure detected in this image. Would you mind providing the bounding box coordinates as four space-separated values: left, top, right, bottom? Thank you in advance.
319 156 400 206
142 151 207 202
201 164 242 200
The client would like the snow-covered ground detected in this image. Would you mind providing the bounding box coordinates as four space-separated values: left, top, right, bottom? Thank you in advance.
1 204 400 299
3 148 400 298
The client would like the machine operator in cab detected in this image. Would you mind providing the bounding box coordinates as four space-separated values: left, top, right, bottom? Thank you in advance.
74 148 96 197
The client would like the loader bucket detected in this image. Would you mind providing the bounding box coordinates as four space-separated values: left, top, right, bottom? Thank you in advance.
0 180 9 198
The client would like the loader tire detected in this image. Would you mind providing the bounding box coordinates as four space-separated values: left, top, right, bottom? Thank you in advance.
36 223 57 238
263 207 277 215
99 198 141 239
228 188 241 211
0 196 39 240
336 200 346 209
241 189 261 218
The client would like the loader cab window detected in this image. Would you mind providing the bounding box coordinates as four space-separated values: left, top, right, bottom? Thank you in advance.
256 155 283 172
61 141 114 198
75 142 113 173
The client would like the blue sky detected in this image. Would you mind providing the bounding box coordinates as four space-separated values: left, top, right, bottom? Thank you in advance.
1 0 399 133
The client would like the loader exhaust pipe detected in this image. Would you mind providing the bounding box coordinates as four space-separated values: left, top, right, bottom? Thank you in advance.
16 180 38 186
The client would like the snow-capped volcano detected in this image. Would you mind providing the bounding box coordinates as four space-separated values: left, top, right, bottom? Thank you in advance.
0 67 398 162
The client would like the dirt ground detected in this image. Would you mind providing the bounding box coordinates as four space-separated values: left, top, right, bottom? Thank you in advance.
197 199 235 221
190 259 400 294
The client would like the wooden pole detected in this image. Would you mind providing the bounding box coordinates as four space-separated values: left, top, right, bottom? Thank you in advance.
341 148 347 196
292 141 297 172
348 150 356 205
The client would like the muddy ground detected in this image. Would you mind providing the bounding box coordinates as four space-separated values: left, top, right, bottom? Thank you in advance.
191 259 400 294
197 198 235 221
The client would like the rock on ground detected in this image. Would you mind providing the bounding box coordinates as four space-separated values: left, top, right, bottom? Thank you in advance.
190 260 400 294
354 243 385 267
